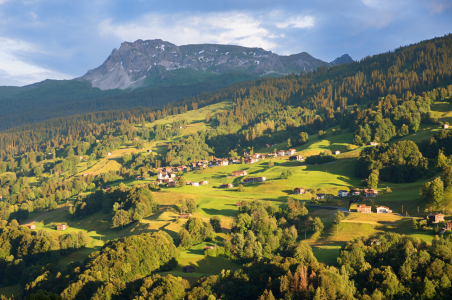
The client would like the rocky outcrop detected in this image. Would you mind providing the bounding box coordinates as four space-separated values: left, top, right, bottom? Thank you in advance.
78 39 353 90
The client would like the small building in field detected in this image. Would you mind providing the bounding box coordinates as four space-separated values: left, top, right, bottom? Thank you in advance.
56 224 67 231
236 202 242 207
427 213 445 223
104 186 111 191
243 177 266 183
289 155 303 161
179 213 192 219
350 190 360 196
26 224 36 230
376 206 392 214
356 204 372 213
191 182 199 187
338 190 349 197
278 150 286 156
219 183 234 189
183 265 195 273
167 181 176 187
316 194 325 200
199 181 209 185
107 152 112 156
443 124 449 129
368 142 379 146
333 151 340 155
203 246 215 250
293 187 305 195
232 170 248 177
288 149 297 156
147 149 153 153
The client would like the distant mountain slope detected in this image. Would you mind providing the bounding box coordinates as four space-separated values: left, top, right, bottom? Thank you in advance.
78 39 352 90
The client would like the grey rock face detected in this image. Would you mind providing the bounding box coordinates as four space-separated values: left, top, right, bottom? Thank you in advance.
79 39 353 90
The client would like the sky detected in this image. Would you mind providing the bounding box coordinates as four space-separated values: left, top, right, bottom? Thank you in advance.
0 0 451 86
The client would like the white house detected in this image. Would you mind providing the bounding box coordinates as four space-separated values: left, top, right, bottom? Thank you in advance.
377 206 392 214
338 190 349 197
191 182 199 187
288 149 296 156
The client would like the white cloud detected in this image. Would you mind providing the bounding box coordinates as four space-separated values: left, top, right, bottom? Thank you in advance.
98 11 315 52
0 37 72 86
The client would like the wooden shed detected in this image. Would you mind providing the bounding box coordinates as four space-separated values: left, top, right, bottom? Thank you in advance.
183 265 195 273
56 224 67 231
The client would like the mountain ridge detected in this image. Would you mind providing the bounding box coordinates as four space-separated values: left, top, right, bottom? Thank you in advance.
78 39 353 90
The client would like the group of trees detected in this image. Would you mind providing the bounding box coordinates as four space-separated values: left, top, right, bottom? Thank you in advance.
305 150 336 165
71 185 158 228
355 140 428 183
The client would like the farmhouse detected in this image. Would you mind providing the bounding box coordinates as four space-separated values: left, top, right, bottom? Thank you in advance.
210 159 229 167
243 177 266 183
236 202 242 207
338 190 349 197
232 170 247 177
444 221 452 230
183 265 195 273
26 224 36 230
356 204 372 213
167 181 176 187
443 124 449 129
219 183 234 188
253 153 262 159
288 149 297 156
245 157 258 164
278 150 286 156
179 213 192 219
199 181 209 185
104 186 111 191
289 155 303 161
427 213 445 223
368 142 379 146
376 206 392 214
191 182 199 186
293 187 305 195
147 149 152 153
333 151 340 155
349 190 360 196
316 194 325 199
107 152 112 156
268 152 277 156
56 224 67 231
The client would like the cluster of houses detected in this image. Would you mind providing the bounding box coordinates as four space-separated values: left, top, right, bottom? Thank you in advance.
337 189 378 198
354 205 392 214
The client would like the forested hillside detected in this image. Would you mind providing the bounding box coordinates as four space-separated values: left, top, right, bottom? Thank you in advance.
1 34 452 300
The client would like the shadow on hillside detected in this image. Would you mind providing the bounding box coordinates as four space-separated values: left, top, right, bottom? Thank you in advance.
203 208 238 217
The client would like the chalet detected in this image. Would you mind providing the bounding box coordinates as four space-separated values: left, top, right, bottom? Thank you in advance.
293 188 305 195
104 186 111 191
232 170 248 177
427 213 445 223
107 152 112 156
179 213 192 219
444 220 452 230
316 194 325 200
210 159 229 167
349 190 360 196
147 149 153 153
191 182 199 187
253 153 262 159
199 180 208 185
203 246 215 250
265 144 270 148
288 149 297 155
158 172 170 180
56 224 67 231
186 181 192 185
133 138 140 141
289 155 303 161
443 124 449 129
230 159 240 164
269 152 277 156
79 156 84 160
236 202 242 207
278 150 286 156
356 204 372 213
26 224 36 230
338 190 349 197
333 151 340 155
218 183 234 188
368 142 379 146
359 189 378 197
167 181 176 187
183 265 195 273
243 177 266 183
245 157 258 164
376 206 392 214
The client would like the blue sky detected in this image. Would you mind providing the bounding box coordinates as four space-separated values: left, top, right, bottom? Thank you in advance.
0 0 451 86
